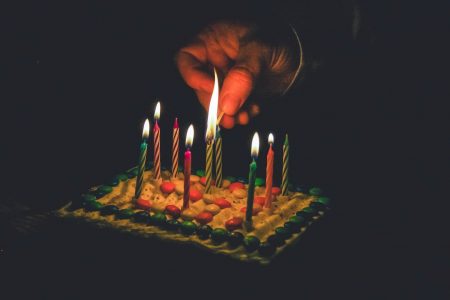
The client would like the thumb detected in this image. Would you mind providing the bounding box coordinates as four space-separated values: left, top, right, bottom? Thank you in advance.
219 42 263 116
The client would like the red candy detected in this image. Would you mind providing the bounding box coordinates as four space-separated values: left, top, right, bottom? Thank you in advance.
254 196 266 206
189 188 203 202
214 198 232 209
195 211 213 225
160 181 176 194
225 217 243 231
272 187 281 195
164 205 181 218
240 205 262 216
229 182 245 192
200 177 215 186
136 198 152 210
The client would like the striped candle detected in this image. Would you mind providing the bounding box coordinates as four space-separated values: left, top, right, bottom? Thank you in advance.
135 119 150 199
282 134 289 195
214 126 223 188
172 118 179 178
205 141 213 193
153 102 161 181
264 133 274 208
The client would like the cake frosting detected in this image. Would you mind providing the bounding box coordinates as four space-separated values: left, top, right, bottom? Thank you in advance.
57 167 330 264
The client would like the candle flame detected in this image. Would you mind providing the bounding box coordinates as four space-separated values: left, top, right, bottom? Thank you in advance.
251 132 260 158
206 69 219 141
154 101 161 120
142 119 150 139
268 133 274 144
186 124 194 148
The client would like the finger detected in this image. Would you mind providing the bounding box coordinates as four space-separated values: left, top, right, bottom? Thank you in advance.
220 114 235 129
176 44 214 93
219 42 263 116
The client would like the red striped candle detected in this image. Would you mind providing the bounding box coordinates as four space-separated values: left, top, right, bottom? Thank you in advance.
264 133 274 208
153 102 161 181
172 118 179 178
183 125 194 209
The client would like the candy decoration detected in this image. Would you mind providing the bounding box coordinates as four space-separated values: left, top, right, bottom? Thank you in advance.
272 187 281 195
309 187 323 196
243 236 260 252
132 211 150 224
164 205 181 218
197 225 212 240
195 211 213 225
180 221 197 235
150 212 167 226
282 134 289 195
211 228 228 243
228 232 244 248
166 219 180 231
85 201 103 211
214 198 231 209
265 133 274 208
189 188 203 202
258 242 276 257
229 182 245 192
214 127 223 188
255 177 265 187
160 181 175 194
136 198 152 210
135 119 150 200
254 196 266 206
171 118 179 178
225 217 243 231
240 205 262 216
116 208 134 220
200 176 215 186
100 205 119 216
153 102 161 181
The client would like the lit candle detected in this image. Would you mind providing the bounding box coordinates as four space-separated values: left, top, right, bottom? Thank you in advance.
153 101 161 181
246 132 260 223
135 119 150 200
205 69 219 193
264 133 274 208
172 117 179 179
282 134 289 195
183 125 194 209
214 126 223 188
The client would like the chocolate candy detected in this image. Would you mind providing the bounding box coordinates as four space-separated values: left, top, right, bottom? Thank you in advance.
82 194 97 203
166 219 180 231
116 208 134 220
150 212 167 226
211 228 228 244
195 169 205 177
228 232 244 248
195 211 213 225
254 196 266 206
164 205 181 218
160 181 175 194
189 188 203 202
85 201 103 212
116 174 129 182
126 168 139 178
284 220 302 233
225 217 243 231
132 211 150 224
100 205 119 216
229 182 245 192
309 187 323 196
199 176 215 186
275 226 291 240
243 236 260 252
316 196 331 206
97 185 113 193
296 207 317 220
180 221 197 235
214 198 231 209
255 177 265 187
258 242 276 257
136 198 152 210
266 234 284 247
109 177 119 187
196 225 212 240
271 187 281 195
240 205 262 216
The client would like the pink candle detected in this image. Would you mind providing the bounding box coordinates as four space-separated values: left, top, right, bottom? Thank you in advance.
264 133 274 208
183 125 194 209
153 102 161 181
172 118 179 178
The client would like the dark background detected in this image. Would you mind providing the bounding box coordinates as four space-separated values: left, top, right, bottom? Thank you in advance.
1 0 448 299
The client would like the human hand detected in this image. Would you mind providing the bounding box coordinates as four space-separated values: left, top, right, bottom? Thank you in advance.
176 21 301 128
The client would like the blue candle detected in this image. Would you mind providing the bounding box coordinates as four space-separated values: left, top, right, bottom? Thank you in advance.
246 132 260 223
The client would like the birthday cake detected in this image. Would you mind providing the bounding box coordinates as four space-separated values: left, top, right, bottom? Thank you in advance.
57 165 330 265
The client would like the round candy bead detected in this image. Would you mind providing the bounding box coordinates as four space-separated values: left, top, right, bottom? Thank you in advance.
150 212 167 226
310 201 326 211
272 187 281 195
284 221 301 233
132 211 150 224
181 208 196 220
298 207 317 219
82 194 97 203
228 231 244 248
189 188 203 202
214 198 231 209
196 225 212 240
255 177 265 187
85 201 103 211
204 204 220 215
93 190 107 199
267 234 284 247
100 205 119 216
116 174 129 182
275 227 291 240
309 187 323 196
254 196 266 206
195 211 213 225
195 169 205 177
211 228 229 244
164 205 181 218
199 176 215 186
258 242 276 257
166 219 180 231
180 221 197 235
229 182 245 192
160 181 175 194
190 175 200 183
97 185 113 193
232 189 247 198
136 198 152 210
317 196 331 206
225 217 243 231
222 179 231 188
225 176 236 182
109 177 119 187
127 168 139 178
289 215 306 226
243 236 260 252
116 208 134 220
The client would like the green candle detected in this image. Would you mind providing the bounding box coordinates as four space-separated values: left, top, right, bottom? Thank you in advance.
246 132 260 223
135 119 150 200
282 134 289 195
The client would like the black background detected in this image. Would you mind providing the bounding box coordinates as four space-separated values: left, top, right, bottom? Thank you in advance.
1 0 448 299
